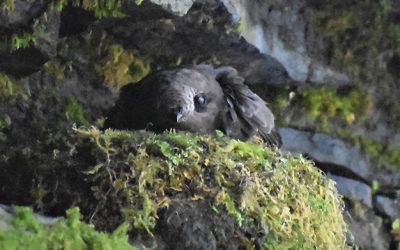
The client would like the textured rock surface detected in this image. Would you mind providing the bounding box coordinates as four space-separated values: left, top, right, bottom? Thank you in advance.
220 0 350 85
328 174 372 208
149 0 196 15
376 195 400 221
345 202 392 250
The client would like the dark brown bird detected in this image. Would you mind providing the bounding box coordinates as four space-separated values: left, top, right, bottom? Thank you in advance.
105 65 281 147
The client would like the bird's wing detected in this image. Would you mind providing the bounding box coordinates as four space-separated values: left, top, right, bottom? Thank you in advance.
213 66 281 147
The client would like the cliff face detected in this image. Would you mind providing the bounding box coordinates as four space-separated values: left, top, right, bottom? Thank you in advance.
0 0 399 249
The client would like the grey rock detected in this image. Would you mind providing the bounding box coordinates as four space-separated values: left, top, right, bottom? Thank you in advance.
220 0 350 85
345 202 391 250
0 204 57 230
376 195 400 221
279 127 370 179
328 174 372 208
279 127 400 189
0 0 50 28
149 0 195 16
102 4 290 86
0 205 13 230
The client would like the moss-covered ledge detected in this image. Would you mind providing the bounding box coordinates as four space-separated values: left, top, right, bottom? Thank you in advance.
41 127 348 249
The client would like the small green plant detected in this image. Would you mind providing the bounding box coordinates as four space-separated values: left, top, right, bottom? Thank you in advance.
0 73 15 97
0 207 137 250
65 98 89 127
392 218 400 240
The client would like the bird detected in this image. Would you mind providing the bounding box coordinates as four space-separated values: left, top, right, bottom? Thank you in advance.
105 64 281 147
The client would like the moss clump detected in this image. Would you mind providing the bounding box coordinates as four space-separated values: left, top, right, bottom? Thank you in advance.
299 86 372 129
1 0 14 12
338 129 400 169
100 44 150 88
65 98 89 127
74 127 349 249
0 207 136 250
258 85 372 131
0 73 15 97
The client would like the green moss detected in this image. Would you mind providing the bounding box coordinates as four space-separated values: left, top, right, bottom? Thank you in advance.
388 24 400 52
73 127 350 249
298 86 372 130
55 0 142 18
100 44 150 88
262 85 372 131
1 0 14 12
393 218 400 240
338 129 400 169
0 207 137 250
65 98 89 127
0 73 15 97
324 10 354 34
43 60 68 81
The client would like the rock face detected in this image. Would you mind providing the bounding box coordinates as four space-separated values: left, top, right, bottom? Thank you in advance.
220 0 350 84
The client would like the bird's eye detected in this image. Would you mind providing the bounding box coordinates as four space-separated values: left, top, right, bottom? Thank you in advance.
195 95 206 105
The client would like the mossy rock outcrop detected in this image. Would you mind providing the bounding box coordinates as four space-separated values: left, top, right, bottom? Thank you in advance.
1 125 350 249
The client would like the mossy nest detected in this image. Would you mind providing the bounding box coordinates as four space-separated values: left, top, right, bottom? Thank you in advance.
69 127 349 249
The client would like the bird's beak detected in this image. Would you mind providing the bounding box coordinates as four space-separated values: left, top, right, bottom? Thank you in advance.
176 111 183 123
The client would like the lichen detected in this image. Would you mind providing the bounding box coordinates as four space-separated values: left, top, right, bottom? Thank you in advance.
100 44 150 88
73 127 350 249
0 207 137 250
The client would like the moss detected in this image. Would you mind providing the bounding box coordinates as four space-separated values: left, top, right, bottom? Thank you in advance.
298 86 372 130
0 73 15 97
392 218 400 240
55 0 142 18
338 129 400 169
43 60 68 81
1 0 14 12
73 127 350 249
261 85 372 131
324 10 354 34
0 207 137 250
65 98 89 127
100 44 150 88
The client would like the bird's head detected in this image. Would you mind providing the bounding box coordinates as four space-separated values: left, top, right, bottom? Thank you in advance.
155 69 223 133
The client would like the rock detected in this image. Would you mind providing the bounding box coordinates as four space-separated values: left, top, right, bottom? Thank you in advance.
0 0 50 28
328 174 372 208
219 0 350 85
0 205 13 230
376 195 400 221
345 202 391 250
0 204 57 230
0 3 60 77
279 127 400 189
156 198 244 250
149 0 196 16
101 2 290 85
279 127 370 179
